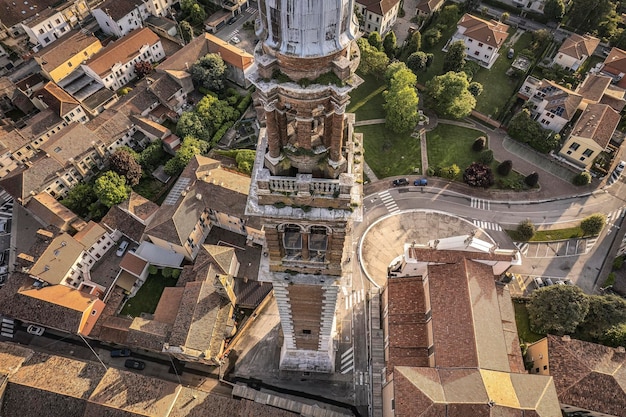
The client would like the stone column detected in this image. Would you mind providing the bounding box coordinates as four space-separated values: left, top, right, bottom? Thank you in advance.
277 111 288 146
301 231 309 261
323 112 333 149
330 104 345 163
264 101 281 159
296 117 312 150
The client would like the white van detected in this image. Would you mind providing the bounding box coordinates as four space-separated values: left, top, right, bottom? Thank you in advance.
116 240 129 256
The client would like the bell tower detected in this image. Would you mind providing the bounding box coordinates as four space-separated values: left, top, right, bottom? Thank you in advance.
246 0 363 372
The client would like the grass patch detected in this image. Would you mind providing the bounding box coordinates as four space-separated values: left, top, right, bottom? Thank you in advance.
133 177 169 202
347 73 386 121
426 124 484 170
505 226 584 242
471 31 532 117
514 302 545 343
120 271 178 318
355 123 421 178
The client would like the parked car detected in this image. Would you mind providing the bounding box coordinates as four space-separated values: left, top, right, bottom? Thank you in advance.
392 178 409 187
544 278 555 286
414 178 428 186
0 220 7 233
124 359 146 370
116 240 129 256
507 48 515 59
26 325 45 336
231 36 241 44
616 160 625 174
533 277 544 289
110 349 131 357
227 16 237 25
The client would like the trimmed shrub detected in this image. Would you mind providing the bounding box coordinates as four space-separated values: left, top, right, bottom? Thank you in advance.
580 213 606 236
525 172 539 187
472 137 486 151
478 149 494 164
148 265 158 275
497 160 513 176
517 219 536 241
573 171 591 186
463 162 494 188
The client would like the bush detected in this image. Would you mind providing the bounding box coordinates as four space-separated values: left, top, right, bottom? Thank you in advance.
162 267 174 278
148 265 158 275
440 164 461 180
478 149 494 164
525 172 539 187
613 255 625 270
472 137 486 151
211 120 235 145
580 213 606 236
573 171 591 186
517 219 536 241
497 160 513 176
237 93 252 113
172 269 181 279
463 162 494 188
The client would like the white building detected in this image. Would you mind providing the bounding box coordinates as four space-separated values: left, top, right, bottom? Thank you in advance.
553 33 600 71
518 76 583 133
449 14 509 69
355 0 401 36
92 0 174 38
82 27 165 90
21 8 71 49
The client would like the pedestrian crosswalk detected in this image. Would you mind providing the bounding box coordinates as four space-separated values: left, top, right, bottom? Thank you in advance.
470 198 490 210
1 318 14 339
585 237 599 253
379 191 400 214
472 219 502 231
340 346 354 374
345 288 364 310
514 242 529 256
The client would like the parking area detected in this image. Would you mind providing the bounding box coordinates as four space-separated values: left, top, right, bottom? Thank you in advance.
521 238 589 258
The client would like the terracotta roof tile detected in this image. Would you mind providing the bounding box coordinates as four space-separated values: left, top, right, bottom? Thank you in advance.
356 0 400 15
35 82 80 117
34 29 103 75
457 14 509 48
577 74 612 102
571 103 620 148
558 33 600 60
94 0 143 21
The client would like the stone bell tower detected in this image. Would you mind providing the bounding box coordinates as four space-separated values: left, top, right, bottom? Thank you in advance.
246 0 363 372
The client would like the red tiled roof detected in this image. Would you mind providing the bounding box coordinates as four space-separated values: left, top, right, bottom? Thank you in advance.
558 33 600 60
457 14 509 48
356 0 400 15
86 28 160 76
571 103 620 148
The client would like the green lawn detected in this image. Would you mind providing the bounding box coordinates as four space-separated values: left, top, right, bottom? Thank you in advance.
506 226 586 242
513 302 545 343
426 124 484 170
120 272 178 318
133 177 169 202
347 73 386 121
418 24 458 85
356 123 422 178
471 31 533 117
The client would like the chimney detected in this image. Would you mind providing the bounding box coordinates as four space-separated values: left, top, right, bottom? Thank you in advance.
617 346 625 353
562 335 571 342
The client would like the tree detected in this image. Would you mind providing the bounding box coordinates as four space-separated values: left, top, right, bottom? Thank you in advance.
500 12 509 22
368 31 383 50
354 5 365 27
439 164 461 180
423 28 442 48
407 51 429 73
464 0 481 12
478 149 493 164
462 60 480 80
195 94 239 138
181 0 206 25
517 219 536 241
406 31 422 56
383 31 397 59
94 171 131 208
463 162 494 188
356 38 390 77
177 111 210 141
179 21 194 43
527 285 590 335
525 172 539 187
61 183 98 218
543 0 565 21
384 61 410 83
468 81 483 97
138 140 166 171
235 149 256 175
580 213 606 236
109 149 143 186
438 4 461 27
577 295 626 339
134 61 153 78
497 160 513 176
190 53 227 92
383 66 419 133
425 71 476 119
443 40 466 73
573 171 592 186
164 136 208 176
567 0 615 33
602 322 626 347
531 29 553 51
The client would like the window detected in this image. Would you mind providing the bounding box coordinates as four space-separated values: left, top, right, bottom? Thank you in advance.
283 224 302 256
569 142 580 151
302 329 311 334
474 51 479 56
67 61 73 67
543 365 548 370
487 46 493 50
467 38 473 43
43 36 50 43
55 18 61 24
478 42 483 47
582 148 593 157
91 310 97 315
39 28 44 34
579 156 586 161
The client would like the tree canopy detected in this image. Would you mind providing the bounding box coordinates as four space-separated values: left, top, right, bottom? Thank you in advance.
368 31 383 50
383 64 419 133
443 40 466 73
190 53 227 92
507 109 560 153
180 0 206 25
94 171 131 208
164 136 209 176
357 38 389 77
109 149 142 186
425 71 476 119
527 285 590 335
567 0 615 34
580 213 606 236
383 31 397 59
407 51 429 73
179 21 194 44
544 0 565 21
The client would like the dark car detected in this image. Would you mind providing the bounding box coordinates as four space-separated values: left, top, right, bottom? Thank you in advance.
392 178 409 187
227 16 237 25
110 349 131 357
124 359 145 370
414 178 428 186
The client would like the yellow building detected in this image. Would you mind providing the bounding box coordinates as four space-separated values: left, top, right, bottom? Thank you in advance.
526 337 550 375
34 29 103 83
